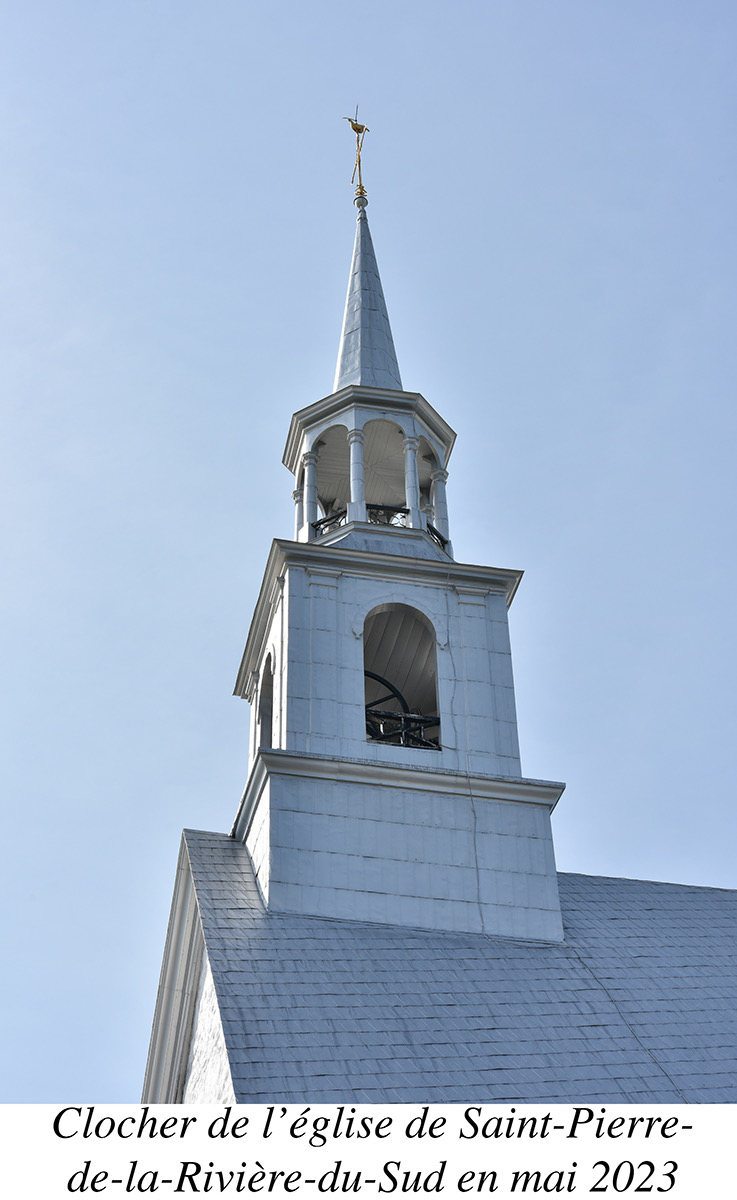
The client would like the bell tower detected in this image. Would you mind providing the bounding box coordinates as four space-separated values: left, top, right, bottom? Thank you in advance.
232 182 565 943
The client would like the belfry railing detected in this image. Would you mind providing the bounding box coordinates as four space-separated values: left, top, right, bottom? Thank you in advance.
312 508 347 536
313 503 446 543
366 503 409 527
426 521 448 550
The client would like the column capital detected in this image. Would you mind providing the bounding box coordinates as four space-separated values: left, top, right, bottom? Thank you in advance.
302 449 319 466
292 488 303 502
402 435 420 452
430 467 448 483
347 428 365 445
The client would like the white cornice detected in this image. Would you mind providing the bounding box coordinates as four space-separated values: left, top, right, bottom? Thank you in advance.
233 539 523 696
230 748 565 842
282 385 457 475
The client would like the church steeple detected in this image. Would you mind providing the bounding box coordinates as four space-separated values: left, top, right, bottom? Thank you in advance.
333 195 403 393
231 126 564 949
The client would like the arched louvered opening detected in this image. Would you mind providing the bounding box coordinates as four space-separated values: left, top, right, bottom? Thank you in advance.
258 655 274 749
363 604 440 749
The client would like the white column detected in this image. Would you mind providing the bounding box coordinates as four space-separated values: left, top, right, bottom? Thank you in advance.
430 467 453 555
302 450 319 540
402 436 421 528
292 488 304 540
347 429 367 523
430 469 450 538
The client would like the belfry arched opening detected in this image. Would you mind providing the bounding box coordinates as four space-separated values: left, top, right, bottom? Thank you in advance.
363 603 440 749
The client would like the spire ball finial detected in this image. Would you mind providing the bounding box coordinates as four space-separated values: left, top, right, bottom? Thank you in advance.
343 106 369 199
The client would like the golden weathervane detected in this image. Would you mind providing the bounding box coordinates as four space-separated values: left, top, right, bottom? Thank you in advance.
343 106 369 197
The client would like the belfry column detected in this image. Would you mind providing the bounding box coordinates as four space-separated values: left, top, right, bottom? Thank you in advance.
403 432 422 525
430 468 451 544
347 429 367 523
302 450 319 540
292 488 304 539
402 436 422 528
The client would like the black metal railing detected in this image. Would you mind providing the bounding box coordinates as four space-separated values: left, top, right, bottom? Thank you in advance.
364 669 441 750
313 504 449 546
366 503 409 528
365 709 441 749
426 521 449 550
312 508 347 535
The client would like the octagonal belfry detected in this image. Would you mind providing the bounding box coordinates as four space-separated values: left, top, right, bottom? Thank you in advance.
284 384 455 555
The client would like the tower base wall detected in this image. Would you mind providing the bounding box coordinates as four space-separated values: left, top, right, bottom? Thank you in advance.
235 750 565 942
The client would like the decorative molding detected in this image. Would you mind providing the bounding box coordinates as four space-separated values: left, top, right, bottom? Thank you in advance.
282 385 456 477
307 567 342 584
455 585 491 604
230 748 565 844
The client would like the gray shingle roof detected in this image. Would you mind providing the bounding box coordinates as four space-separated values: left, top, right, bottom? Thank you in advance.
183 828 737 1103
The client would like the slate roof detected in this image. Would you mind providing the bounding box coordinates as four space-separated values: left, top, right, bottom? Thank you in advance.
184 828 737 1104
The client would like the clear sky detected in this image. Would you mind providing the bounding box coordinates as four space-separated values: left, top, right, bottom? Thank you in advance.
1 1 735 1101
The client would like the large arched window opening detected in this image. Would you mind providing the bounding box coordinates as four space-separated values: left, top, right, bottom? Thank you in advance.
258 655 274 749
363 604 440 749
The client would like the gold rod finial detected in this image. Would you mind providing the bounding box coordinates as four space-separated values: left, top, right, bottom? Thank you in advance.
343 106 369 200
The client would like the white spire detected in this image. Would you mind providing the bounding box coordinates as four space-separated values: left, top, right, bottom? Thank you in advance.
333 196 403 393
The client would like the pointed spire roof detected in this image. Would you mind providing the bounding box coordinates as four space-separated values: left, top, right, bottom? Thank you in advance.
333 196 403 393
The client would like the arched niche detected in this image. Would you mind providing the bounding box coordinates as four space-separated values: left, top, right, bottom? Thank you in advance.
363 603 440 749
258 654 274 749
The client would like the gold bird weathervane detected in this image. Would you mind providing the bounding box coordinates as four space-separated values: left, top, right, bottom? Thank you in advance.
343 106 369 198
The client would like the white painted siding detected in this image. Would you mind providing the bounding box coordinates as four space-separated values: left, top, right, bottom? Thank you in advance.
282 563 522 778
247 767 564 941
182 957 236 1105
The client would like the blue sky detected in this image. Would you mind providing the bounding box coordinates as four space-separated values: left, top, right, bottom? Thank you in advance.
1 1 735 1101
